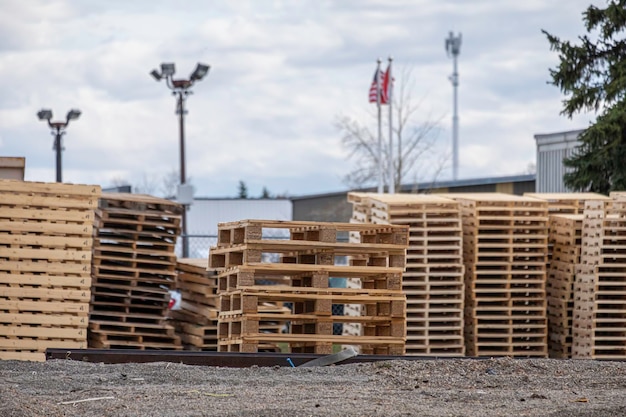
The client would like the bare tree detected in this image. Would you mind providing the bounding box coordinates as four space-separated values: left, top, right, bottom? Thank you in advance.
336 67 446 191
159 169 180 198
108 169 187 198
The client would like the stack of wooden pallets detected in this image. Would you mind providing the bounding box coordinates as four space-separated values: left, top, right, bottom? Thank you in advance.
347 192 465 356
546 214 583 358
170 258 220 350
89 193 183 350
0 180 101 361
526 193 610 358
209 220 409 355
443 193 549 357
573 197 626 359
170 258 289 351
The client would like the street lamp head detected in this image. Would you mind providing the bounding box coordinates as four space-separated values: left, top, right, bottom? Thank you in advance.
150 69 162 81
190 63 210 82
37 109 53 121
66 109 81 122
160 62 176 77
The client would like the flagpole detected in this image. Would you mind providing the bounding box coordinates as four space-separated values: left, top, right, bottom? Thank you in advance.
376 58 383 194
387 57 394 194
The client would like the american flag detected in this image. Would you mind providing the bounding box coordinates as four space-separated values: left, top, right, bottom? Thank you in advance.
368 69 382 103
369 67 391 104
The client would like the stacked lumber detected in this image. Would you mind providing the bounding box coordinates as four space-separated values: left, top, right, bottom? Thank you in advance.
573 197 626 359
546 214 583 358
209 220 408 355
89 193 183 350
443 193 549 357
0 180 101 361
347 192 465 356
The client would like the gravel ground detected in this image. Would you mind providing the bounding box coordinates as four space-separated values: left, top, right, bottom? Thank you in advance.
1 357 626 416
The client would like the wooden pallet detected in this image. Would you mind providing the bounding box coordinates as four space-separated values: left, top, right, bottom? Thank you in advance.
572 198 626 359
440 193 549 357
211 219 408 354
545 214 584 358
346 193 465 356
0 180 101 360
88 194 182 350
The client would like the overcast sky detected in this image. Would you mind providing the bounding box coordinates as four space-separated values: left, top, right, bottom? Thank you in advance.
0 0 599 198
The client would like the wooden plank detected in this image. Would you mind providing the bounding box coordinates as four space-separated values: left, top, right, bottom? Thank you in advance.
232 263 405 277
0 338 86 350
0 312 88 326
0 300 89 313
0 180 100 196
0 351 46 361
0 286 90 301
0 260 91 275
0 234 93 249
0 193 98 209
0 220 93 236
0 247 91 262
237 333 404 345
0 273 91 288
0 206 95 222
210 239 407 255
0 325 86 339
226 312 399 323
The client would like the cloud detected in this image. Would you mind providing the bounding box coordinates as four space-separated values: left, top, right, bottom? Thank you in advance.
0 0 602 197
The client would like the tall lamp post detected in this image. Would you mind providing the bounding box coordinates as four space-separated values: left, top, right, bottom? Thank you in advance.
150 62 210 258
37 108 81 183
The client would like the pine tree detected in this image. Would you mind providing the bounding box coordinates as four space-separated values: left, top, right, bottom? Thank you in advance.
543 0 626 193
237 180 248 198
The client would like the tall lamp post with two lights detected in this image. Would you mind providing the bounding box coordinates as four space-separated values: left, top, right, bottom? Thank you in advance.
150 62 210 258
37 108 81 183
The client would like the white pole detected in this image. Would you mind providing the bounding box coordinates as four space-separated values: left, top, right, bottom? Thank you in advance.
376 58 383 194
446 32 462 181
388 57 394 194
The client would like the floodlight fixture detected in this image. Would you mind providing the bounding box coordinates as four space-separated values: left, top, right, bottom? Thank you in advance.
190 63 210 81
150 69 162 81
160 62 176 76
66 109 81 122
37 109 53 121
36 107 81 183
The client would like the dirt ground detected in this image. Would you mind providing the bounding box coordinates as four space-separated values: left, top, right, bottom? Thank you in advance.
1 356 626 416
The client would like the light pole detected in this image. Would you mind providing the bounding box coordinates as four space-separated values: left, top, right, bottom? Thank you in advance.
37 108 81 182
446 31 462 181
150 62 210 258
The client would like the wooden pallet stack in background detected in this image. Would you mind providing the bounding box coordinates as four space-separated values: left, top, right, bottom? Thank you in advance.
347 193 465 356
0 180 101 361
443 193 549 357
525 193 611 358
573 197 626 359
209 220 408 355
546 214 583 358
89 193 182 350
170 258 220 350
170 258 290 351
